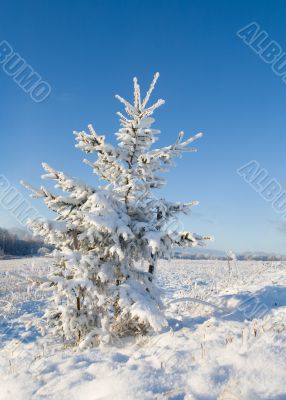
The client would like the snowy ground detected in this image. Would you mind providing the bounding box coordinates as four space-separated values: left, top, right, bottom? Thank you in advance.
1 257 286 400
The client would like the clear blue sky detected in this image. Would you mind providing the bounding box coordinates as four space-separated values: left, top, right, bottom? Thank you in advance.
1 0 286 254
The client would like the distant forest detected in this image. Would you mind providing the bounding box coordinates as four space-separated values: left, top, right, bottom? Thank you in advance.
0 227 46 257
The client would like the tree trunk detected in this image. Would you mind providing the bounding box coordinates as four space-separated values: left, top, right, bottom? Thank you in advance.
148 264 154 281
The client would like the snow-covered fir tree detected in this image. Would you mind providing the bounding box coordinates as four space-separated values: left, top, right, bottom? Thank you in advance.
22 73 211 348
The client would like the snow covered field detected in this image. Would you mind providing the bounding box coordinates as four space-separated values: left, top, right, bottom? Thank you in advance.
1 257 286 400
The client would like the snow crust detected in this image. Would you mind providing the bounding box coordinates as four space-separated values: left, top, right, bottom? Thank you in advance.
1 257 286 399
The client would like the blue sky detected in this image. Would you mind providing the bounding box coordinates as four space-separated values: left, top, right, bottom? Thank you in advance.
1 0 286 253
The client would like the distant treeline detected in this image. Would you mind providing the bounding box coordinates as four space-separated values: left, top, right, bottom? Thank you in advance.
0 228 45 256
174 252 286 261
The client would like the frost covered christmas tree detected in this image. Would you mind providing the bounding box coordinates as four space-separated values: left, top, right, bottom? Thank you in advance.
22 73 211 347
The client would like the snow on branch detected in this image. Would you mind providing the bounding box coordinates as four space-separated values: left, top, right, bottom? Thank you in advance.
140 131 203 167
142 72 160 108
175 231 213 247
